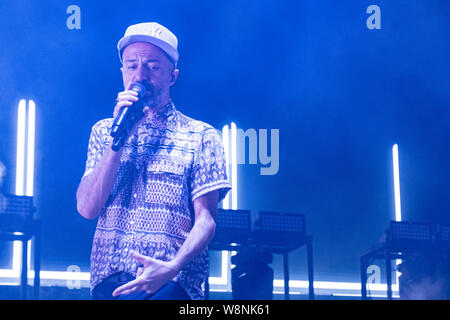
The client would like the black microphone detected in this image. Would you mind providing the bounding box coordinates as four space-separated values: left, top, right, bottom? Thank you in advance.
110 82 146 151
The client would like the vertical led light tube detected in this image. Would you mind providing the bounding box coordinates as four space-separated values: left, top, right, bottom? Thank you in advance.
230 122 237 210
13 99 36 274
26 100 36 271
220 123 238 209
221 125 230 209
392 144 402 222
13 100 27 273
26 100 36 197
392 144 402 284
217 125 231 286
218 123 239 288
15 100 27 196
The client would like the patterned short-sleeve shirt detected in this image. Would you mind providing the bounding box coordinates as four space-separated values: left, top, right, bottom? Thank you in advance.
83 102 231 299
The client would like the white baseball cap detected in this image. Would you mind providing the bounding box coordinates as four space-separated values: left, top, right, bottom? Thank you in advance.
117 22 179 66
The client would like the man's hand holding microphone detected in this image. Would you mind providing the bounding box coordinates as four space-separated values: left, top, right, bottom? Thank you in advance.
111 80 151 151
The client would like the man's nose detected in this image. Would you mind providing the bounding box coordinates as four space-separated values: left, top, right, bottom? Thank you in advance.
135 63 150 81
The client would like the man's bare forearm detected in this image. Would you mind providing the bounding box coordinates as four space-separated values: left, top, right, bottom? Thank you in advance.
76 146 124 219
170 191 218 271
171 212 216 271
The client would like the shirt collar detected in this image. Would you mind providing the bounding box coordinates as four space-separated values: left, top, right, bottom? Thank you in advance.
142 100 176 123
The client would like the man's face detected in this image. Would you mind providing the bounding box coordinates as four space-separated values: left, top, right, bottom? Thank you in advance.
121 42 178 108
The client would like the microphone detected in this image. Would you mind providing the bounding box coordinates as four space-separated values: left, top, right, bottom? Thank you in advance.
110 82 146 151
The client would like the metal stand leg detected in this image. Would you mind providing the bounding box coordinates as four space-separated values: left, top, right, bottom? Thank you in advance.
205 273 210 300
306 237 314 300
360 256 368 300
385 251 392 300
33 226 40 300
283 253 290 300
21 238 28 300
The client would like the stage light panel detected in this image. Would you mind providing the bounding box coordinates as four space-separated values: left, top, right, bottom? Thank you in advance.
390 221 432 241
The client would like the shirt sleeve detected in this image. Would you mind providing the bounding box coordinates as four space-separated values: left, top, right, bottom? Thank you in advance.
190 127 231 203
82 120 111 179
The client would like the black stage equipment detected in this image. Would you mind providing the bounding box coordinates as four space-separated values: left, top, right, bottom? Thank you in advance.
231 247 274 300
437 224 450 243
208 210 314 300
361 220 450 300
252 211 306 247
210 209 252 248
0 194 40 300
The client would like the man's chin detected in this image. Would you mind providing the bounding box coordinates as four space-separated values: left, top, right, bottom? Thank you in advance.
143 97 157 108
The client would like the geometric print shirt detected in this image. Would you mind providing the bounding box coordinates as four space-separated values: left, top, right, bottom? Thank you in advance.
82 101 231 299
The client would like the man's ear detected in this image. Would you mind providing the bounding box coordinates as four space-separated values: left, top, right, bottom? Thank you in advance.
170 69 180 85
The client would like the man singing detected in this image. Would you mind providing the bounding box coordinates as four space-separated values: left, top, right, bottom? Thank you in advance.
76 22 231 300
